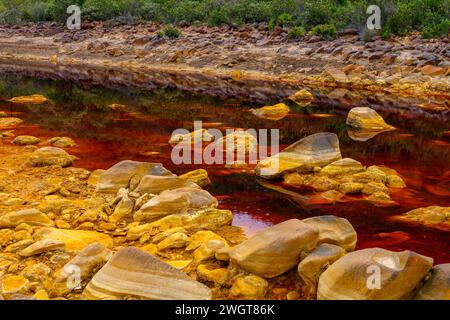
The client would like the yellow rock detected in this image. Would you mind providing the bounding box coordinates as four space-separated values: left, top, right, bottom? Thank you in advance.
0 209 54 228
230 275 268 299
193 240 228 264
33 289 49 300
179 169 211 188
362 182 389 195
9 94 48 105
139 243 158 256
288 89 314 107
387 174 406 188
35 228 113 252
197 264 230 285
320 158 364 176
87 169 105 186
157 232 189 251
339 182 364 194
127 208 233 240
186 230 227 251
165 260 192 270
152 227 187 244
250 103 290 120
1 275 29 294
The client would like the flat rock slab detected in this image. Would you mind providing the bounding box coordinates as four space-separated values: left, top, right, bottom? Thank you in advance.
84 247 212 300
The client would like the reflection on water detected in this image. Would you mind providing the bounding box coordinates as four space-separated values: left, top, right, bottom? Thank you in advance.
0 74 449 263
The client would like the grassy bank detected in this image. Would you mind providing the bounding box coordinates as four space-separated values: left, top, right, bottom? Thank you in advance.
0 0 449 38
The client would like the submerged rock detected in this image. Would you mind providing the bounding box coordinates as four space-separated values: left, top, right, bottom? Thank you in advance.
12 135 41 146
415 264 450 300
228 219 319 278
0 209 53 228
255 133 342 179
395 206 450 228
0 117 23 129
302 215 357 251
250 103 290 120
215 130 258 154
134 188 218 222
346 107 395 132
288 89 314 107
169 129 214 145
317 248 433 300
9 94 48 104
96 160 172 193
298 244 345 296
27 147 76 167
83 247 212 300
47 137 76 148
135 175 200 194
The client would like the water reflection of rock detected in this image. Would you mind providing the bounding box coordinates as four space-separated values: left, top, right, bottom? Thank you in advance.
347 127 394 142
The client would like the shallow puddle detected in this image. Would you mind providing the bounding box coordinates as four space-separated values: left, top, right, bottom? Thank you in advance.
0 74 449 263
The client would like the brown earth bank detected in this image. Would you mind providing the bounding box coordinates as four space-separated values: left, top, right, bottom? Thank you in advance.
0 21 449 117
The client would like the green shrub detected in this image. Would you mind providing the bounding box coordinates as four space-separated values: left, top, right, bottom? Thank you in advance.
139 1 164 22
82 0 120 21
0 6 23 24
208 7 231 26
287 26 305 39
48 0 84 22
422 19 450 38
167 0 208 23
268 13 292 29
163 24 181 38
311 23 337 37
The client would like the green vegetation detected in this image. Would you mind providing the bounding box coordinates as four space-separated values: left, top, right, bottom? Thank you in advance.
287 26 305 39
0 0 448 38
311 23 337 37
162 23 181 38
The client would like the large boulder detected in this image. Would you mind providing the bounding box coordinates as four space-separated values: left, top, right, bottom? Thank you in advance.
346 107 395 132
228 219 319 278
255 133 342 179
96 160 172 193
298 244 345 296
135 175 200 194
27 147 76 167
0 209 53 228
134 188 218 222
317 248 433 300
302 215 357 251
415 264 450 300
83 247 212 300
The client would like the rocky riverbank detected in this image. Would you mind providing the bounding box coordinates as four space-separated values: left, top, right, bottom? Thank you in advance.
0 22 449 116
0 101 448 300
